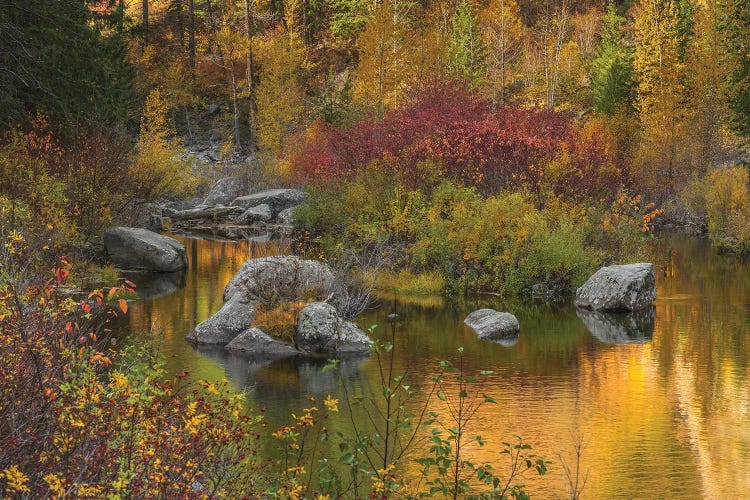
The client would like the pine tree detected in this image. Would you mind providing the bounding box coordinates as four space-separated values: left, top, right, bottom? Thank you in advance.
718 0 750 135
448 0 486 86
591 2 634 115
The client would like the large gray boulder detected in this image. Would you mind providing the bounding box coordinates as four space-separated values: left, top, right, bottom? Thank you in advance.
576 307 655 344
230 189 306 216
188 256 337 346
226 327 299 357
186 295 256 344
575 263 656 312
203 177 246 206
103 227 187 272
235 204 272 225
295 302 372 353
223 256 336 303
464 309 520 342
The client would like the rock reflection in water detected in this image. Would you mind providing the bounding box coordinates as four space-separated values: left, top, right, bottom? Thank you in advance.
576 306 655 344
124 270 187 300
192 344 368 399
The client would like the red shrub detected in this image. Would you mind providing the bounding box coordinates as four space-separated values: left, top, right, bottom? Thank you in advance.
292 82 584 195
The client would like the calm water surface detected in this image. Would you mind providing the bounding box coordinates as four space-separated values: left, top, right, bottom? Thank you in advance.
125 234 750 498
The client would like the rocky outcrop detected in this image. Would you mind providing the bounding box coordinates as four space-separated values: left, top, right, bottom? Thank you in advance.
103 227 187 272
464 309 520 343
226 327 299 357
235 204 272 225
203 177 246 206
576 307 655 344
230 189 305 216
187 256 369 357
295 302 372 354
575 263 656 312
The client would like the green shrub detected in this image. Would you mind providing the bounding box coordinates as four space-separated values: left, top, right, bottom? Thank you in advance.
295 173 651 298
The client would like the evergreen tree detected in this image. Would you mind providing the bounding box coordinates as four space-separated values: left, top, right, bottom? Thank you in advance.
448 0 486 86
0 0 133 130
718 0 750 135
591 2 634 115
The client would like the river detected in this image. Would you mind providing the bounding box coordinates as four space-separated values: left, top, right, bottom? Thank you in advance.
123 233 750 498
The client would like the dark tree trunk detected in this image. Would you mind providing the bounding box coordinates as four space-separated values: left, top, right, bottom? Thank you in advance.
142 0 149 43
188 0 195 70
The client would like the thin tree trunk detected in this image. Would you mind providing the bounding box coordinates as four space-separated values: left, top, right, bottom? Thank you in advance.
188 0 195 64
175 0 184 47
117 0 125 33
188 0 196 71
245 0 256 146
231 61 242 152
500 0 506 105
142 0 149 43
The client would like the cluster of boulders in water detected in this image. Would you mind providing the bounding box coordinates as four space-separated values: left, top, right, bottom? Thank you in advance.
464 263 657 346
185 255 372 357
102 179 373 358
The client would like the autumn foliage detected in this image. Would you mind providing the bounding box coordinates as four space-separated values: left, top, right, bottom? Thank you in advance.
292 83 625 201
0 236 264 497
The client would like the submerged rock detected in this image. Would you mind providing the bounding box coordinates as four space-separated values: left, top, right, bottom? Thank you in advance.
295 302 372 354
123 270 186 300
464 309 520 342
168 205 244 222
577 307 655 344
103 227 187 272
575 263 656 312
203 176 246 206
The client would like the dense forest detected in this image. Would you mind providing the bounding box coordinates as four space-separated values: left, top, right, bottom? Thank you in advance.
1 0 750 497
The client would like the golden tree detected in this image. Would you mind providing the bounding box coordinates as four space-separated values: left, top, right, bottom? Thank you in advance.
633 0 689 199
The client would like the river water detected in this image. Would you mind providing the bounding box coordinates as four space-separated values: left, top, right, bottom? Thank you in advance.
124 233 750 498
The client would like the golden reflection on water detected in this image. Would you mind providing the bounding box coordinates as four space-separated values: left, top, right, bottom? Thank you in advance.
126 234 750 498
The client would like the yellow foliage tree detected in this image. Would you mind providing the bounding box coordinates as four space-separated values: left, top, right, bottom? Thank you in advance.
354 0 414 116
254 32 306 155
480 0 525 105
129 89 196 201
633 0 689 199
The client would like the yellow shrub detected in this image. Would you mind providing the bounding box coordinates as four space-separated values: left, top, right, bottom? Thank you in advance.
703 166 750 251
252 300 312 343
